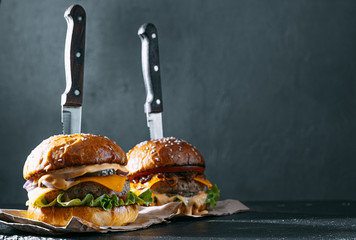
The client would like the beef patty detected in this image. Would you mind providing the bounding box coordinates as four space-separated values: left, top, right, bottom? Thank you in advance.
151 175 206 197
59 180 130 202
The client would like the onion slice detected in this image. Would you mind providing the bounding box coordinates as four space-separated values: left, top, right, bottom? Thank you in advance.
23 180 37 192
116 169 129 176
40 180 57 189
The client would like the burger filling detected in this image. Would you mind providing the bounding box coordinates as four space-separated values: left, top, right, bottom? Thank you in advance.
24 163 152 210
129 167 219 215
150 173 207 197
57 181 130 202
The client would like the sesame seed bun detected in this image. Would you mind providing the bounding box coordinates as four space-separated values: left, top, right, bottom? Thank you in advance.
127 137 205 177
23 134 126 180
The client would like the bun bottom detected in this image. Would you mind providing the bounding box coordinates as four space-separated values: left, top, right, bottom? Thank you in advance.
27 205 139 227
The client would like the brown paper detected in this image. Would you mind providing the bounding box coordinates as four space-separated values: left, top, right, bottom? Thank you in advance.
0 199 248 235
176 199 250 218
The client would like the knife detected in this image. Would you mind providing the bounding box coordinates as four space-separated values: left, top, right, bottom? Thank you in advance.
138 23 164 140
61 5 86 134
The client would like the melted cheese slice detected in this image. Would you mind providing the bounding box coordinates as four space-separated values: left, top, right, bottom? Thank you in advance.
130 175 213 196
71 175 126 192
28 175 127 206
193 177 212 188
40 174 127 191
130 175 163 196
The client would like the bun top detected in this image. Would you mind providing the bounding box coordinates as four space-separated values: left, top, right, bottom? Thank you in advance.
23 134 126 180
127 137 205 176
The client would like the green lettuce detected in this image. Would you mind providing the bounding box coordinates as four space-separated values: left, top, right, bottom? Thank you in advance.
137 189 153 206
125 189 153 206
56 193 94 207
206 184 220 207
31 195 57 208
32 189 153 210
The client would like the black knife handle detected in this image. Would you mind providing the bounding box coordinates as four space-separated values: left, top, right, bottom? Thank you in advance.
62 5 86 106
138 23 163 113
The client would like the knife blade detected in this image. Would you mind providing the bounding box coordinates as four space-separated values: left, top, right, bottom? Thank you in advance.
61 5 86 134
138 23 164 140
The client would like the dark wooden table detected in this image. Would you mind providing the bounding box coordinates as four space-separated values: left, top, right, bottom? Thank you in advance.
0 201 355 239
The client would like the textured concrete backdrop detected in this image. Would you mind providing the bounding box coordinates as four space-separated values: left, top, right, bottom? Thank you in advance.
0 0 355 205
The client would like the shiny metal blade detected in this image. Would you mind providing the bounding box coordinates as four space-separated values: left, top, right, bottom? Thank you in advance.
62 110 71 134
146 112 163 140
61 106 82 134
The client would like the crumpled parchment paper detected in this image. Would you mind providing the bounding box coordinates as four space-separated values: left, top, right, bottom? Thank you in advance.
0 199 249 235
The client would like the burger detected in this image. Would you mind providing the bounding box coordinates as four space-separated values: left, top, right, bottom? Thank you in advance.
127 137 219 215
23 134 152 227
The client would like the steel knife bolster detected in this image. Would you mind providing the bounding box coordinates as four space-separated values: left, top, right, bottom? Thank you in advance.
62 106 82 134
146 112 163 140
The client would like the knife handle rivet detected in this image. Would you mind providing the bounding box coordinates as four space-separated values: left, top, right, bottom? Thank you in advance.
75 52 81 58
77 16 83 22
154 65 159 72
151 33 156 39
74 90 80 96
156 99 161 105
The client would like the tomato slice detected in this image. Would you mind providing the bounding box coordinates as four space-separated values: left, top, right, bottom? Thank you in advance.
128 165 205 181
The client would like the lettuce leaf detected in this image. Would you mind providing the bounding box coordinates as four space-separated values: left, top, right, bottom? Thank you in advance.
125 189 153 206
206 184 220 208
56 192 94 207
138 189 153 206
92 194 119 210
32 195 57 208
32 190 153 210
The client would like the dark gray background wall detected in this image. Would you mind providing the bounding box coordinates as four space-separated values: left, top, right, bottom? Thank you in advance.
0 0 355 205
